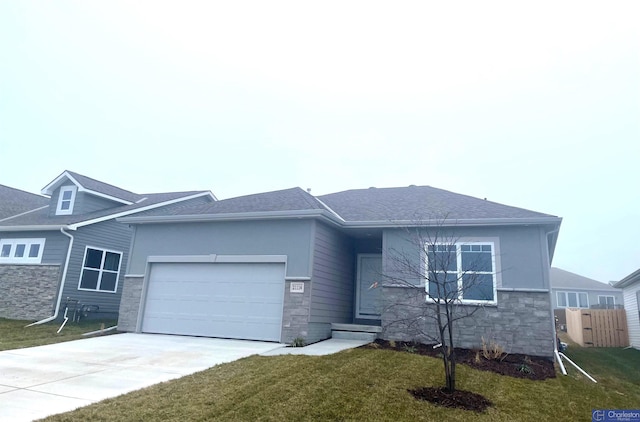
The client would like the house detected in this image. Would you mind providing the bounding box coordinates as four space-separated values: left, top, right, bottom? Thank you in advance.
0 171 215 322
117 185 561 357
612 269 640 350
550 267 623 326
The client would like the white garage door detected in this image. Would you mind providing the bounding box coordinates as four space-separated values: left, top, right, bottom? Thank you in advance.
141 262 285 342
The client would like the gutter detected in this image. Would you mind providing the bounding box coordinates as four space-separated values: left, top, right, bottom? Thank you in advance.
0 225 66 232
27 227 75 326
119 211 562 229
612 268 640 289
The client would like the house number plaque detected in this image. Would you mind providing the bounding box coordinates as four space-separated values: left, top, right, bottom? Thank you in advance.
290 282 304 293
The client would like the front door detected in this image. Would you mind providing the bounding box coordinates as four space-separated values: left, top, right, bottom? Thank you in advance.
356 254 382 319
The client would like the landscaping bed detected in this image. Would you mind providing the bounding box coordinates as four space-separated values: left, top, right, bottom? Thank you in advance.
364 339 556 381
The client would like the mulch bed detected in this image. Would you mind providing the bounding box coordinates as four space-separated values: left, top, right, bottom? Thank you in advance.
408 387 493 412
362 339 557 412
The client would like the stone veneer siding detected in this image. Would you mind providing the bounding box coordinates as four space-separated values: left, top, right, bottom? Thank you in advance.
117 275 144 332
117 276 311 345
281 280 311 344
0 264 61 320
382 287 555 357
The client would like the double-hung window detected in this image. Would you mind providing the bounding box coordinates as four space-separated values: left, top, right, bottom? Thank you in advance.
426 242 497 304
78 247 122 293
556 291 588 308
56 186 77 215
0 238 46 264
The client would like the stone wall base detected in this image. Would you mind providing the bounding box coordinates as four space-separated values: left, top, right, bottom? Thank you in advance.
0 264 61 320
382 287 554 357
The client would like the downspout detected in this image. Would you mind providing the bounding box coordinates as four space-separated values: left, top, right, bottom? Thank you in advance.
545 226 566 374
27 227 74 326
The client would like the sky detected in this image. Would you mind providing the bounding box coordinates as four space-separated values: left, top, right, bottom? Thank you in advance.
0 1 638 283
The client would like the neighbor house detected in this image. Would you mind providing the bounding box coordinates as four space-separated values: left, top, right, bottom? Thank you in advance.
612 269 640 350
550 267 623 326
117 185 561 357
0 171 215 321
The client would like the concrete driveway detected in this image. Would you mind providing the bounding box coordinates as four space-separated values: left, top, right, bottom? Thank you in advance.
0 333 283 422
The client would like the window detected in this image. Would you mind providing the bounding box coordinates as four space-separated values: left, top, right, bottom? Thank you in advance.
78 247 122 293
598 295 615 308
426 242 496 303
556 291 588 308
0 239 46 264
56 186 77 215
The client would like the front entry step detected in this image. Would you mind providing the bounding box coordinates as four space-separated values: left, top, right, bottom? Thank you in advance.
331 323 381 341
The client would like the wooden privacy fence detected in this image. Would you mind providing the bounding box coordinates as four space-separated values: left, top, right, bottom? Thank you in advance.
566 308 629 347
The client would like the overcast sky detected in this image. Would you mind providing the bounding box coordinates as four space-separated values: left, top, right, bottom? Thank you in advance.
1 1 638 283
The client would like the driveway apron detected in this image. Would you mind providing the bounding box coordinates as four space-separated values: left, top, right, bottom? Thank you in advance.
0 333 283 422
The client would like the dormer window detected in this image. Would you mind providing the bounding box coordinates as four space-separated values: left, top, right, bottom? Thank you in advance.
56 186 77 215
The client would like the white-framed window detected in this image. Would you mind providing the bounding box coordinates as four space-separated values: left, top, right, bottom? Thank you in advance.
556 291 589 308
0 238 46 264
425 242 497 304
598 295 615 308
78 246 122 293
56 186 77 215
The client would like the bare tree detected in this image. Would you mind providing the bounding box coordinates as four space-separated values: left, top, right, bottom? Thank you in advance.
382 222 497 392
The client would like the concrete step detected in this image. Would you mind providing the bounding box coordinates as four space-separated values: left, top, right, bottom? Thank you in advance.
331 323 382 333
332 331 377 341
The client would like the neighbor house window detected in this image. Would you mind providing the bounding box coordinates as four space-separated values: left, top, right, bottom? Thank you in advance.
78 247 122 293
598 295 615 308
0 238 46 264
56 186 77 215
426 242 497 304
556 291 588 308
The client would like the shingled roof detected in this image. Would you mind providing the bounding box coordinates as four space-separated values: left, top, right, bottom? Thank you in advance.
137 187 325 218
41 170 140 204
124 184 559 228
0 191 208 228
550 267 620 291
0 184 48 220
317 185 556 222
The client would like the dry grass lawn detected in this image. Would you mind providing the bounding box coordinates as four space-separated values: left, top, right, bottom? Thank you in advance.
40 344 640 422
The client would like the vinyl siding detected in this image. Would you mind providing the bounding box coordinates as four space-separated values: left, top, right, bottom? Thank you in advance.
309 222 354 324
59 219 133 316
622 282 640 349
128 219 314 277
0 230 69 265
383 225 549 290
74 192 122 214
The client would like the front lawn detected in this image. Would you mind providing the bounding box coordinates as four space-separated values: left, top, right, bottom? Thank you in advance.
41 346 640 421
0 318 117 351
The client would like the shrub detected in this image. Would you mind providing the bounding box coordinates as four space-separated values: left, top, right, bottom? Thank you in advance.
290 337 306 347
481 336 508 361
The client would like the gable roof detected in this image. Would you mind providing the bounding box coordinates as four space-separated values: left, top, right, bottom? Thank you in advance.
0 191 213 231
0 184 49 220
550 267 620 292
1 171 215 231
318 186 556 222
41 170 140 204
121 184 561 231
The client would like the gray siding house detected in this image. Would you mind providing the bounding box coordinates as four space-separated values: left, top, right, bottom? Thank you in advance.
0 171 214 322
612 269 640 350
118 185 561 357
550 267 624 326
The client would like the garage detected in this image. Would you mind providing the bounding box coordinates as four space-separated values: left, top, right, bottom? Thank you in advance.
141 261 285 342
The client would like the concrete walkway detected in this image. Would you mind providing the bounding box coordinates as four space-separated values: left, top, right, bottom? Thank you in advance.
0 334 367 421
260 338 371 356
